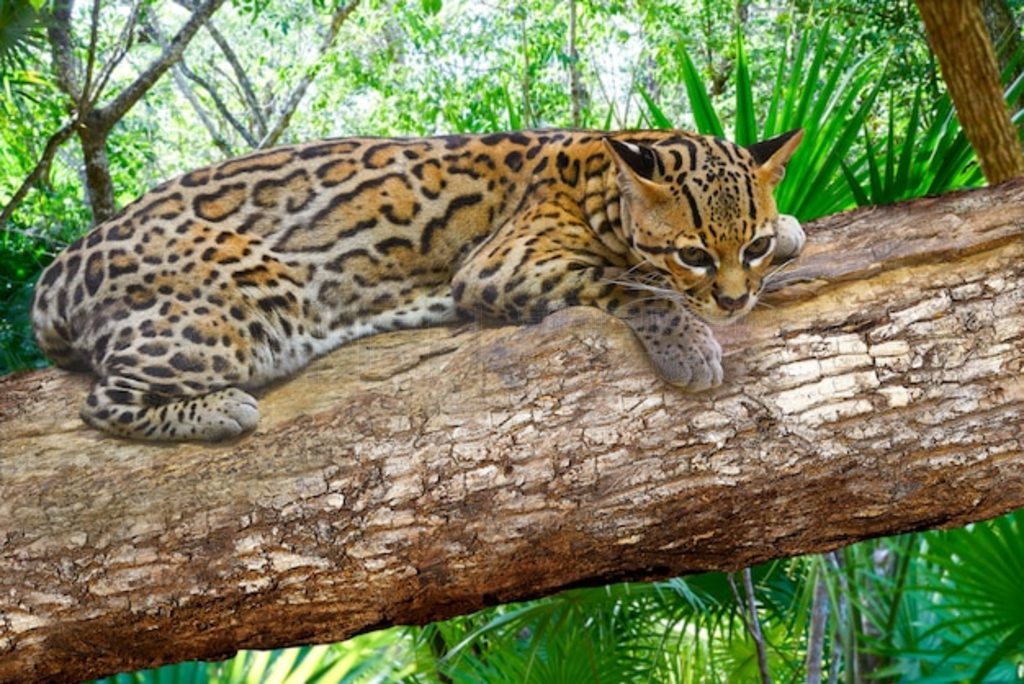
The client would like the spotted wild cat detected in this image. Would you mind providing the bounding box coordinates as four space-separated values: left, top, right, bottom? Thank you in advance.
32 128 804 441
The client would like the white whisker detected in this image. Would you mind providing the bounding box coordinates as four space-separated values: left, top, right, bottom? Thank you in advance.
762 261 796 285
605 278 685 304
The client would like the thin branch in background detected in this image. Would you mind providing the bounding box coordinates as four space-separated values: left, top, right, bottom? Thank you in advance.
177 60 257 147
854 543 888 681
202 20 267 137
258 0 360 148
99 0 227 127
850 536 910 682
87 0 142 111
621 57 645 126
209 60 252 115
170 62 235 155
805 557 830 684
145 15 254 150
728 570 773 684
743 567 773 684
81 0 100 104
568 0 581 127
171 0 268 137
0 122 76 229
589 59 620 127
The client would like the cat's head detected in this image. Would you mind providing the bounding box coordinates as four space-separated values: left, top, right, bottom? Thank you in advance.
605 129 802 324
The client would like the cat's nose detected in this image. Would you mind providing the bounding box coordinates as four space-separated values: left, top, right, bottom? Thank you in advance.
713 290 749 312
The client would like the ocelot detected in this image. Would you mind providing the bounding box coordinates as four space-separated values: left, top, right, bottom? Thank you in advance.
32 128 804 441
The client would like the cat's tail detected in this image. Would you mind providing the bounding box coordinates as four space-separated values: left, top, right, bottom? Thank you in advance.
31 247 92 372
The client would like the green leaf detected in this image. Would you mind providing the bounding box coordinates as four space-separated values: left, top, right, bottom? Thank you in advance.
500 82 522 130
895 86 923 198
779 23 811 130
733 25 756 146
637 87 673 129
840 159 870 207
676 41 723 137
762 28 790 138
794 20 830 126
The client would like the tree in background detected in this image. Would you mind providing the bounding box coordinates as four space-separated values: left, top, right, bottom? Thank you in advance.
0 0 363 228
149 0 359 156
2 0 226 226
917 0 1024 183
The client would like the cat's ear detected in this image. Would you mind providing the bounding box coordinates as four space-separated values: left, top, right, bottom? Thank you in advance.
748 129 803 187
604 138 661 182
604 138 670 204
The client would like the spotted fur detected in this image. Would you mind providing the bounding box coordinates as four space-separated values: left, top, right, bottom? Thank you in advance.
32 128 803 441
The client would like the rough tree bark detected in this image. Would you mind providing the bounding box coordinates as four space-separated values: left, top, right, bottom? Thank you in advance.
1 181 1023 682
917 0 1024 183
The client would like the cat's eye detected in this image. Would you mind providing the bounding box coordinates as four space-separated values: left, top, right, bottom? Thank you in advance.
676 246 715 270
744 236 774 262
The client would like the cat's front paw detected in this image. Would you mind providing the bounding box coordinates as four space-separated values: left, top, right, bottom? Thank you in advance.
634 318 723 392
656 334 723 392
773 214 805 264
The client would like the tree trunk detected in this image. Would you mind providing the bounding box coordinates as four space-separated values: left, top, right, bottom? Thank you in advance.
78 116 118 223
917 0 1024 183
1 180 1024 682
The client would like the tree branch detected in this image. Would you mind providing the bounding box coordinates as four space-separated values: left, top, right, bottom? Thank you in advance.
258 0 360 148
177 61 258 148
168 63 236 156
0 122 76 229
47 0 82 103
95 0 226 131
146 12 258 148
916 0 1024 183
1 181 1023 682
202 17 267 136
144 16 246 154
81 0 101 104
729 570 772 684
86 0 142 111
170 0 267 136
